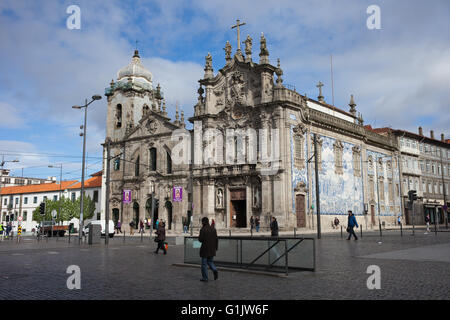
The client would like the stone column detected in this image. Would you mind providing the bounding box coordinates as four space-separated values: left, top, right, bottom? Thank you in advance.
202 179 215 220
261 175 272 228
192 179 202 227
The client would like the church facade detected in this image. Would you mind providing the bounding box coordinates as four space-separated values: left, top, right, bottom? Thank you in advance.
101 31 402 232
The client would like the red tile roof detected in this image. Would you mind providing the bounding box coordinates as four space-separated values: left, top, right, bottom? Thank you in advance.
68 175 102 189
0 180 78 196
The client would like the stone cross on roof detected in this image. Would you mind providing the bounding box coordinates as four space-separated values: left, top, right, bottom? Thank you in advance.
316 81 324 102
231 19 246 51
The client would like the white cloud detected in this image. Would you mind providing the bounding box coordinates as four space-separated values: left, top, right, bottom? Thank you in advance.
1 0 449 162
0 102 26 128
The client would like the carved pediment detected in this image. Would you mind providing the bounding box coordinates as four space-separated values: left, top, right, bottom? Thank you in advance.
127 112 179 139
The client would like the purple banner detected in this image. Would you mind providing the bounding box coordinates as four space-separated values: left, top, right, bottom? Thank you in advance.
173 186 182 202
123 190 132 204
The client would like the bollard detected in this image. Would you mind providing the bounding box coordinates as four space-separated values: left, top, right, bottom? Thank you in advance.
360 224 363 238
141 231 143 242
379 222 382 238
123 230 125 243
294 227 296 238
340 225 343 238
400 223 403 237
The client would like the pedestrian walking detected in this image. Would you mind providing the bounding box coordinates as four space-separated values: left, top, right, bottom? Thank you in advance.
5 223 12 238
199 217 218 282
115 220 122 234
270 216 279 237
255 216 260 232
154 222 167 255
0 222 3 235
397 215 402 227
250 216 255 231
346 210 358 240
139 219 145 234
425 214 431 233
129 220 135 235
155 219 160 231
182 217 188 234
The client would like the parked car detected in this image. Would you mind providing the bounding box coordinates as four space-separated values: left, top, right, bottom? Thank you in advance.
83 220 115 238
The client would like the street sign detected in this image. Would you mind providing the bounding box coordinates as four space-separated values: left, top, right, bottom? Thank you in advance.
18 216 23 222
51 210 57 219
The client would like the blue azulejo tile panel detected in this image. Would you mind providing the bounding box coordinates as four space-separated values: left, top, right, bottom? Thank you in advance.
290 131 402 218
309 135 364 216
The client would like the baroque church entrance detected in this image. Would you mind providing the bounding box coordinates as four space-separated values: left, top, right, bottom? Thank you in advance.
112 208 119 226
230 189 247 228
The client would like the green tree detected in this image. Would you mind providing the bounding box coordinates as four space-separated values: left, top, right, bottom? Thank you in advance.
32 194 96 222
73 194 96 220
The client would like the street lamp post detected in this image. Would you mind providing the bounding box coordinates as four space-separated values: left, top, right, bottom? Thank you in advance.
72 95 102 243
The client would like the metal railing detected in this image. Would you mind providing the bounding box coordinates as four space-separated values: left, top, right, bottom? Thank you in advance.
184 236 315 275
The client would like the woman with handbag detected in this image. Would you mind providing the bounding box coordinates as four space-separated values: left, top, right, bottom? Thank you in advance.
154 222 167 255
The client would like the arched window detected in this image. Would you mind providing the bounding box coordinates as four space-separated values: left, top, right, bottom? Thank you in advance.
115 104 122 128
149 148 157 171
167 151 172 174
135 156 140 176
142 104 149 117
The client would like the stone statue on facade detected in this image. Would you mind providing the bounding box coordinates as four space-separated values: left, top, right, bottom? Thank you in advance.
204 53 214 79
259 32 269 64
216 188 224 208
224 41 232 64
243 35 252 62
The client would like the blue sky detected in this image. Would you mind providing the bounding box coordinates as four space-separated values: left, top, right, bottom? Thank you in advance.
1 0 449 181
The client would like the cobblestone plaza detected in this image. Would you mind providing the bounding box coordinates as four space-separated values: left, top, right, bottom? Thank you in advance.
0 230 448 300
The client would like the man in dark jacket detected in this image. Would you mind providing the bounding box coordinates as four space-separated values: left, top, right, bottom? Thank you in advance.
270 216 279 237
154 222 167 254
347 210 358 240
198 217 218 282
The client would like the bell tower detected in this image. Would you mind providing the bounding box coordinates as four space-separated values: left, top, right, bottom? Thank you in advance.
105 50 161 142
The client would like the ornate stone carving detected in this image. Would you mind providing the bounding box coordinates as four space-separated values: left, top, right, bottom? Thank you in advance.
146 118 158 134
264 82 273 97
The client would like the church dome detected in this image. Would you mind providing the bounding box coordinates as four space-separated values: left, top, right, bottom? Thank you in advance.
117 50 153 84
